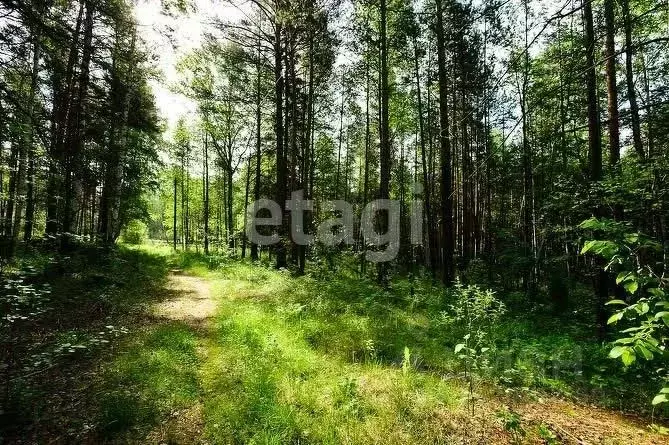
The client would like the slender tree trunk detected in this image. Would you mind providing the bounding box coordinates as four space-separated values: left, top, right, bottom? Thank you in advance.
435 0 454 285
4 142 18 240
640 51 655 158
604 0 620 168
300 34 316 275
585 0 608 340
227 165 234 251
204 132 210 255
242 154 251 259
0 93 4 225
414 36 436 276
336 68 345 200
47 1 84 237
274 10 287 269
23 27 41 243
585 0 602 181
62 0 94 239
622 0 644 159
173 175 178 250
361 36 371 276
520 0 533 293
377 0 391 286
251 51 262 262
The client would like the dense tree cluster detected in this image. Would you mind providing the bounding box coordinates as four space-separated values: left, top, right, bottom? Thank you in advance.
0 0 160 255
155 0 669 337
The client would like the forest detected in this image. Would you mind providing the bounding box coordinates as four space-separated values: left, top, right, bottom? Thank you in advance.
1 0 669 443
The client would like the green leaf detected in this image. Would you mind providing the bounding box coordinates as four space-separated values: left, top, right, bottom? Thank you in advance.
649 289 666 299
581 240 597 255
579 218 601 230
616 272 632 285
639 302 650 314
621 349 636 366
615 337 636 344
609 346 625 358
652 394 668 406
606 299 627 306
624 281 639 295
607 312 624 325
634 345 653 360
454 344 465 354
624 233 640 244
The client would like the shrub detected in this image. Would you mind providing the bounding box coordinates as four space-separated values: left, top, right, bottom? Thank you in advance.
121 220 147 245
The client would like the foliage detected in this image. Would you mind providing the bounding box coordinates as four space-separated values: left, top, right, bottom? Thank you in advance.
1 267 52 328
580 217 669 407
445 282 506 413
121 220 148 245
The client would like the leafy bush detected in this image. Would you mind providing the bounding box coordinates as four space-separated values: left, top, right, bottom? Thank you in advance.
121 220 148 245
580 217 669 408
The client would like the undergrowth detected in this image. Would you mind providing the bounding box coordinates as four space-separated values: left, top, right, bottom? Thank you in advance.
3 243 666 443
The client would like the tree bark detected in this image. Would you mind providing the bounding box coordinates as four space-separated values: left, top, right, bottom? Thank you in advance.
274 7 287 269
173 175 178 250
23 26 41 242
251 48 262 262
604 0 620 167
204 132 210 255
377 0 391 286
621 0 644 159
435 0 454 285
585 0 608 340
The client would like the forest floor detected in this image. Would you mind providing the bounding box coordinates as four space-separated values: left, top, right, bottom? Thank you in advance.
4 245 667 444
98 252 665 444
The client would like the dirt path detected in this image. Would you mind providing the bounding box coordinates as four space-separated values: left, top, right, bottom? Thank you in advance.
144 272 215 444
154 271 217 324
515 399 663 444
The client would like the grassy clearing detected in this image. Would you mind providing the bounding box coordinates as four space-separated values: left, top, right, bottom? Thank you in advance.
91 246 666 443
200 276 465 444
6 244 665 443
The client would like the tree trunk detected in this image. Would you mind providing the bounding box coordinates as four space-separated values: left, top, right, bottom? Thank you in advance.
204 132 210 255
274 10 287 269
47 0 84 237
227 165 234 251
251 50 262 262
242 153 251 259
377 0 391 286
414 36 436 276
604 0 620 168
336 68 345 201
585 0 608 340
435 0 454 285
23 27 41 243
173 175 178 250
62 0 94 238
622 0 644 160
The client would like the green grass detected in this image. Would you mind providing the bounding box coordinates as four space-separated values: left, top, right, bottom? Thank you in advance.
94 248 468 443
98 323 201 438
66 246 664 442
199 276 463 444
6 242 666 443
